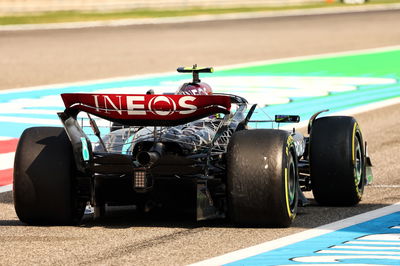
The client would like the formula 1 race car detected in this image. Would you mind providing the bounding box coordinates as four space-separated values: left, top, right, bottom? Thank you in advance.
13 66 373 227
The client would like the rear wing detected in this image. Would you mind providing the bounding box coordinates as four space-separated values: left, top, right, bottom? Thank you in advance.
61 93 231 126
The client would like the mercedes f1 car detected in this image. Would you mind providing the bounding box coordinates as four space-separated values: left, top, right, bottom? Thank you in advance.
13 66 373 227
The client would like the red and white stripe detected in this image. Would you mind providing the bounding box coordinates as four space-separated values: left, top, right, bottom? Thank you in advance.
0 137 18 191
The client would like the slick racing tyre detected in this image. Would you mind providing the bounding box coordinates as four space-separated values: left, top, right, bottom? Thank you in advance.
227 129 298 227
14 127 86 225
310 116 365 206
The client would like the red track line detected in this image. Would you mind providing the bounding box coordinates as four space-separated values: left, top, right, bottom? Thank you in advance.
0 138 18 153
0 168 13 187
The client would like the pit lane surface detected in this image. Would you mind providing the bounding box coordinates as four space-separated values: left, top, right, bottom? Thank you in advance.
0 9 400 265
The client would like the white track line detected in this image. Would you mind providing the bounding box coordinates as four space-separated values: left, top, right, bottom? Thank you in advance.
0 136 14 141
190 202 400 266
1 45 399 95
278 97 400 131
0 152 15 171
217 45 400 72
0 184 12 193
1 4 400 32
346 241 400 245
327 97 400 117
0 116 59 125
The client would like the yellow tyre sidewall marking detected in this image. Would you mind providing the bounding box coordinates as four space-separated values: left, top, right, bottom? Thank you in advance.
285 136 295 219
352 122 358 162
352 122 363 197
284 168 291 218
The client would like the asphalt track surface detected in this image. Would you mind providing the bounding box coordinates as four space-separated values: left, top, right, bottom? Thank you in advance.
0 9 400 265
1 9 400 90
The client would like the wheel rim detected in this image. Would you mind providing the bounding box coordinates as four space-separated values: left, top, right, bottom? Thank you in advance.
354 136 363 191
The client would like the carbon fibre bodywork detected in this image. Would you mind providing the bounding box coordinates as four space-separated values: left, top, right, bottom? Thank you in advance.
12 67 373 227
54 68 373 222
58 93 252 219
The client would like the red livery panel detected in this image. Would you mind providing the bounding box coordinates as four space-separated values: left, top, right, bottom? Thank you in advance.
61 93 232 126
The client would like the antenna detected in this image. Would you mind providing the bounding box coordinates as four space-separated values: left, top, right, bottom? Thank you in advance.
177 65 214 84
192 64 200 83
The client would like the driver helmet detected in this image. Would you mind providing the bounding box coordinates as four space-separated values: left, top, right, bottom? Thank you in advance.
176 82 212 96
177 82 221 119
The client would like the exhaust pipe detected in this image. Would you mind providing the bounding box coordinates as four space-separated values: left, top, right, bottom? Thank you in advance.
137 142 165 166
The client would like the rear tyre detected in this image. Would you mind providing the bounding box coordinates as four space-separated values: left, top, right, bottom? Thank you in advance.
310 116 365 206
227 129 298 227
13 127 86 225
